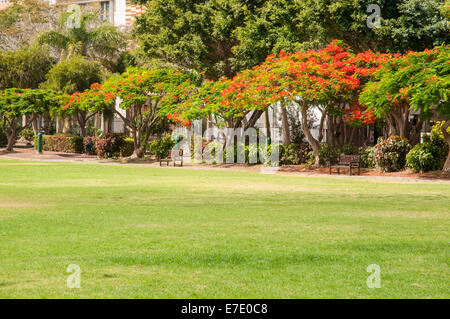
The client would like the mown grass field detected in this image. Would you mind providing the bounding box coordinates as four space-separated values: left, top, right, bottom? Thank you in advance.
0 159 448 298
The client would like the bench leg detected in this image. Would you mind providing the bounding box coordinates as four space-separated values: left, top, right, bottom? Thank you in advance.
337 167 340 175
349 166 352 176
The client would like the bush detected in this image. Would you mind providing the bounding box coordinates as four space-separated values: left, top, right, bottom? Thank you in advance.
96 133 124 158
406 122 449 172
359 146 375 168
120 137 134 157
341 144 354 155
34 134 83 153
19 129 34 144
373 136 411 172
149 135 175 160
83 136 98 155
318 143 340 166
0 129 7 147
281 143 312 165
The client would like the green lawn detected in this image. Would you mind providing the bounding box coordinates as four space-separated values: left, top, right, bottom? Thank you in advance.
0 159 448 298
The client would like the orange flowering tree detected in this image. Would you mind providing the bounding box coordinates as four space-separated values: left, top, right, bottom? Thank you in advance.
61 83 113 137
361 45 449 169
162 41 394 163
239 41 391 164
0 88 61 151
100 67 201 158
360 46 449 145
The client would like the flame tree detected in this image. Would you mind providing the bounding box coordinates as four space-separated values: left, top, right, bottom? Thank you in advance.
361 45 449 170
0 88 61 151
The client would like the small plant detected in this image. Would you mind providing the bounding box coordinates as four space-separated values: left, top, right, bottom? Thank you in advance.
19 129 34 145
149 135 175 160
83 136 98 155
359 146 375 168
318 143 340 166
96 133 124 158
373 136 411 172
406 122 449 172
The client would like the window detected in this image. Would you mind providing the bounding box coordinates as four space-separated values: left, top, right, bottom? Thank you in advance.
100 1 111 22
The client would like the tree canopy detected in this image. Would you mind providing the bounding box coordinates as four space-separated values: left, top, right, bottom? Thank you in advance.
134 0 449 78
0 45 55 89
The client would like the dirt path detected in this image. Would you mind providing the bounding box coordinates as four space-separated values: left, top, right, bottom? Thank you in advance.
1 145 449 183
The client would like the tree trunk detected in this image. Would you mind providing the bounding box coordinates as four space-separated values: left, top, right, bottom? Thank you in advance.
6 131 16 152
300 102 320 166
281 105 291 146
442 120 450 172
62 116 72 134
317 111 326 142
264 110 271 141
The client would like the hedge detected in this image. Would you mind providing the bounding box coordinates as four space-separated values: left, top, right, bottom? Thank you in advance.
34 134 83 153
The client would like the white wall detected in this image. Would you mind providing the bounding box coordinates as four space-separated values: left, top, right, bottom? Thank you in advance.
113 0 126 26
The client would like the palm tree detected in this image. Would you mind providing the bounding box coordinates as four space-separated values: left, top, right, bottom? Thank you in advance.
37 11 126 72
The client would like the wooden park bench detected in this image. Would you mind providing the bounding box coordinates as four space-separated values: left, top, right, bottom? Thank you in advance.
160 149 184 167
329 155 361 176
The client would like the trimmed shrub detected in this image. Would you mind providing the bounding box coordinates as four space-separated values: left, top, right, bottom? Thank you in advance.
83 136 98 155
149 135 175 160
120 137 134 157
406 122 449 172
34 134 83 153
359 146 375 168
0 129 7 147
373 136 411 172
96 133 124 158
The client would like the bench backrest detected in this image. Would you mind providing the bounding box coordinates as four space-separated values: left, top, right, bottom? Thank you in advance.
171 149 183 158
339 155 360 164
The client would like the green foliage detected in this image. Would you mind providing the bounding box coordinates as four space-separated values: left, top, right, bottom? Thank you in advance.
0 45 54 89
37 12 126 71
149 135 175 160
318 143 341 165
373 136 412 172
0 128 7 147
406 122 449 172
134 0 449 79
42 56 104 94
281 143 313 165
83 136 98 155
359 146 376 168
19 129 34 143
360 45 449 121
35 134 83 153
133 0 251 78
121 137 135 158
96 133 129 159
430 120 450 140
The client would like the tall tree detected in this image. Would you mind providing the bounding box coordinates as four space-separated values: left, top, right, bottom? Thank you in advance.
0 45 55 89
133 0 264 79
134 0 448 78
0 88 60 151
